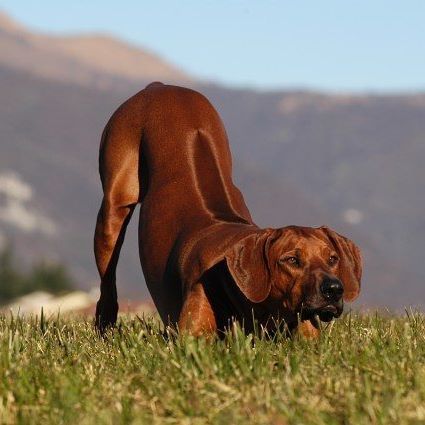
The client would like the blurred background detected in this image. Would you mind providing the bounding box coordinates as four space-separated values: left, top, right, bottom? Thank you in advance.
0 0 424 313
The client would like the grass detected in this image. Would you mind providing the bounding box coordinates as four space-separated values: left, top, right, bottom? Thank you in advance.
0 312 425 424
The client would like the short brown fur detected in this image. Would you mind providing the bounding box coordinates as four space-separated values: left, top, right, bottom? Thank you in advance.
94 83 362 337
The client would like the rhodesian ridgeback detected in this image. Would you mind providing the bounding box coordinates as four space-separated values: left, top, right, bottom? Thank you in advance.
94 82 362 337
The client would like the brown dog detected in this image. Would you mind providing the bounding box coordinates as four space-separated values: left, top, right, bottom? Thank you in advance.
94 82 362 336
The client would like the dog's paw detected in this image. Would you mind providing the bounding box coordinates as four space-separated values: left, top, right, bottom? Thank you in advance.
95 299 118 334
295 320 321 340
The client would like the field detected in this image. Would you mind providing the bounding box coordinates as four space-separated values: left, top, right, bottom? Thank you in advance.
1 312 425 424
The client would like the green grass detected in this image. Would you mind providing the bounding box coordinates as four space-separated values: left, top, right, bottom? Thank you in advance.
1 312 425 424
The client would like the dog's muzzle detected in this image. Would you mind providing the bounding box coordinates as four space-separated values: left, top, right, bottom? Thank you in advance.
301 301 344 323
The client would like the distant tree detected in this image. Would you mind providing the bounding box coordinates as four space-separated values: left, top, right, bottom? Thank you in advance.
27 261 74 295
0 243 26 303
0 243 74 305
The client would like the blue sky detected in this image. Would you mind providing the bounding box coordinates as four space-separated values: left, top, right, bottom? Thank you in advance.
0 0 424 92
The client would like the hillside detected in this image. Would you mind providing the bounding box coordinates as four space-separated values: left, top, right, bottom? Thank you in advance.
0 12 424 309
0 11 191 90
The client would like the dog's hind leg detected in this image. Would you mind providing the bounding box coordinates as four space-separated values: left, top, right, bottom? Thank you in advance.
94 123 141 332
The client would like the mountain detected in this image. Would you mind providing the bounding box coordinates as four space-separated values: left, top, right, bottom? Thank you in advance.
0 11 191 90
0 12 424 310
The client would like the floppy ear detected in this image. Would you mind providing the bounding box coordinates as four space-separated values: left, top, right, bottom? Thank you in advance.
224 230 274 303
320 226 363 301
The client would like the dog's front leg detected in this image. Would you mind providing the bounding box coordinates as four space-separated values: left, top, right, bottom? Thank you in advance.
295 320 321 339
178 282 217 336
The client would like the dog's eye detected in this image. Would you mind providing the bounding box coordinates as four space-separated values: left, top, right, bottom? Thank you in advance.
279 256 300 267
329 255 338 266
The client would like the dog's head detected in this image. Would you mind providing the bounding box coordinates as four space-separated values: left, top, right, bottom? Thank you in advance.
225 226 362 323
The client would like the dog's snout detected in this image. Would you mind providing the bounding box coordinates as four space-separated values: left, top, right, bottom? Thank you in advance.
320 278 344 302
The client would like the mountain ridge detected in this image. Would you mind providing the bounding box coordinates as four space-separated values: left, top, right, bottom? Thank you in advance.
0 10 192 90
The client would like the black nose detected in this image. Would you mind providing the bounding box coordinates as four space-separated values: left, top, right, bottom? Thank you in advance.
320 278 344 302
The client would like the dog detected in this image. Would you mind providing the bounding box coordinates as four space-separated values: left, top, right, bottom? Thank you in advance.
94 82 362 337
